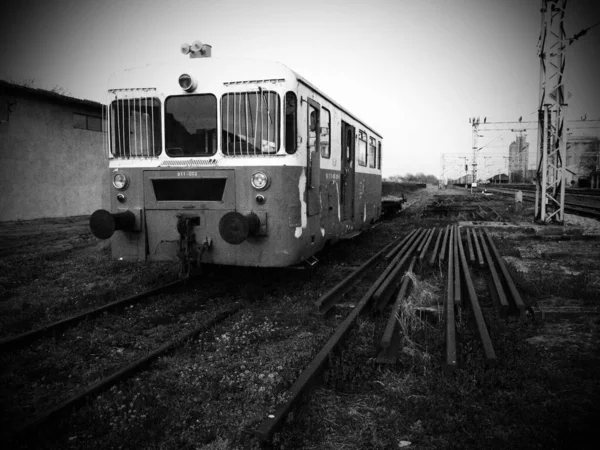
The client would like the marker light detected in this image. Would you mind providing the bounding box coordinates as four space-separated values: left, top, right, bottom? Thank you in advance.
178 73 197 92
113 173 129 190
251 171 270 190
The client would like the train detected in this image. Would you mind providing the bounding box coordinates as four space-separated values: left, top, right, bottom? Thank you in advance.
89 41 383 273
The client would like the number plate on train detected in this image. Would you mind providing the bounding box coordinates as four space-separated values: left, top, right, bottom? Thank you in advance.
177 171 199 177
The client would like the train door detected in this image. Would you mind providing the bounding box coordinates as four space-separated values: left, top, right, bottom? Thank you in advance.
306 98 321 216
341 121 355 221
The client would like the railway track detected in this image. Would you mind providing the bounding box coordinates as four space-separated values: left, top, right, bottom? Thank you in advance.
0 280 185 351
491 184 600 199
10 304 243 443
0 277 244 444
1 189 532 447
485 187 600 218
1 188 595 448
255 221 526 444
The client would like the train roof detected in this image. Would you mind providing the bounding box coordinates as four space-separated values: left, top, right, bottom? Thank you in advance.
291 68 382 139
108 57 381 139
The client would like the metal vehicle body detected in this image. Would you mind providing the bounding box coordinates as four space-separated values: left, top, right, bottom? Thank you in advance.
90 43 383 268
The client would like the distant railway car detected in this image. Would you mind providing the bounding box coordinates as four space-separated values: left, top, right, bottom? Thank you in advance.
90 42 383 272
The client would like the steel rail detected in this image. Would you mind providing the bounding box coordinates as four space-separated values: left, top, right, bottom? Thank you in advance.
380 257 417 348
485 188 600 218
314 233 407 314
374 230 424 312
384 229 418 261
0 280 184 352
456 228 497 365
487 185 600 199
453 226 461 305
444 226 457 372
428 225 443 266
13 303 244 439
373 229 427 311
439 225 450 262
466 228 476 265
478 230 511 317
255 241 409 443
483 228 526 315
416 228 431 253
419 227 436 261
472 227 485 267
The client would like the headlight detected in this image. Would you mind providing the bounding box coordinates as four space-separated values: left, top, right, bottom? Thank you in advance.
113 173 129 190
178 73 196 92
251 171 270 190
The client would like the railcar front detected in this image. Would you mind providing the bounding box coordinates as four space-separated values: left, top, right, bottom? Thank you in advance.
90 55 325 268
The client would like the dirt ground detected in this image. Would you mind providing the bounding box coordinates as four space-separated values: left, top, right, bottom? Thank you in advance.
1 185 599 449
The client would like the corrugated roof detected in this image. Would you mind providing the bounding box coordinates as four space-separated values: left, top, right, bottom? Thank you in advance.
0 79 102 109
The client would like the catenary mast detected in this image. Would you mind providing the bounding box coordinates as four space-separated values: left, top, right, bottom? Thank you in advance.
535 0 568 223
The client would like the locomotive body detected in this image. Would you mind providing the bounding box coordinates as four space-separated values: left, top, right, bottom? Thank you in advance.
91 45 382 268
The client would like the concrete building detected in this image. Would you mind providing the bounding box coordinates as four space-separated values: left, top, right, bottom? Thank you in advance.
509 134 529 183
565 136 600 187
591 170 600 189
487 173 509 184
0 81 107 222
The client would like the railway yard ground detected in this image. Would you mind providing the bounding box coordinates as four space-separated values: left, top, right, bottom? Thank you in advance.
1 183 600 450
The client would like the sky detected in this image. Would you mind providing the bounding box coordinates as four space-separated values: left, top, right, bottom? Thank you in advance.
1 0 599 180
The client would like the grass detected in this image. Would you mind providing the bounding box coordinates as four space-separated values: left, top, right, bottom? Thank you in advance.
273 189 600 449
3 186 599 449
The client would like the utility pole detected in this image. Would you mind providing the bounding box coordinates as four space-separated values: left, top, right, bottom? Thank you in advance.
470 117 480 188
535 0 568 223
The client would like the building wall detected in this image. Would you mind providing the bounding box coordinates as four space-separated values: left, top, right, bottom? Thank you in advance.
0 92 108 221
566 136 600 187
509 136 529 182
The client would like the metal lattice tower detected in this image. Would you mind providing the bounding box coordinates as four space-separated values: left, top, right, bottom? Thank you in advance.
535 0 568 223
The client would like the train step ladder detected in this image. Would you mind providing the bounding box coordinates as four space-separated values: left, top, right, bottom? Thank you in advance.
305 255 319 267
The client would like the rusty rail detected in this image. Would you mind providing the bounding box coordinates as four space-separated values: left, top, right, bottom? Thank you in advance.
379 257 417 349
373 229 426 311
428 226 443 266
385 229 417 261
466 228 476 265
314 233 406 315
483 228 526 315
419 227 436 262
478 229 511 317
439 225 450 262
255 241 410 443
472 227 485 267
444 226 457 372
456 228 497 365
453 226 461 305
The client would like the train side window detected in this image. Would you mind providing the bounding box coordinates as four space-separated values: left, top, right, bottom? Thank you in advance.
285 92 297 154
110 97 162 158
320 107 330 158
358 130 367 166
377 141 382 169
368 137 376 168
165 94 217 157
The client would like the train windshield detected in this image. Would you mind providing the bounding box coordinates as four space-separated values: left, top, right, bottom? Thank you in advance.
165 94 217 157
110 98 162 158
221 91 280 155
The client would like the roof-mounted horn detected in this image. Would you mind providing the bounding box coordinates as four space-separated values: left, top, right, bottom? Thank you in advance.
180 40 212 58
